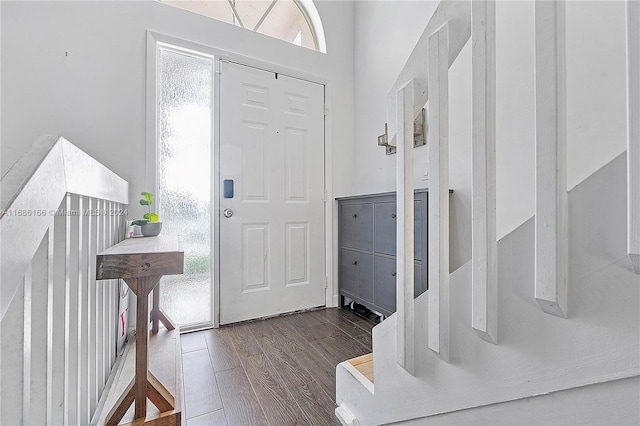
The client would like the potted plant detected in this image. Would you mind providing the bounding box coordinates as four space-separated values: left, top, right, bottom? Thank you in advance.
130 192 162 237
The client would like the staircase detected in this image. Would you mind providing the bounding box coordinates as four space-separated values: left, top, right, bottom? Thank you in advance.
335 1 640 424
0 135 129 425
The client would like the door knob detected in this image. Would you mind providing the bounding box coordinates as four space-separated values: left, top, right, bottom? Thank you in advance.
223 208 233 218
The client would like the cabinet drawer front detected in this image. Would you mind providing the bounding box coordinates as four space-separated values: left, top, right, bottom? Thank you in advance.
374 202 396 255
374 256 424 314
340 249 374 303
373 200 424 261
340 203 373 250
373 256 396 313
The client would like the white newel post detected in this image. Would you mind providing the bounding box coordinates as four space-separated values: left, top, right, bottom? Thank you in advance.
396 80 416 374
534 0 568 318
627 0 640 274
471 0 498 344
427 23 451 362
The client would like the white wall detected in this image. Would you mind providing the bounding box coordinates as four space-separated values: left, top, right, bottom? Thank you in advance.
1 0 355 221
352 0 472 271
350 0 629 272
348 0 438 198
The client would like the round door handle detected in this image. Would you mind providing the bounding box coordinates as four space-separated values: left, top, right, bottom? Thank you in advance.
352 261 358 266
391 213 397 219
352 214 358 219
223 208 233 218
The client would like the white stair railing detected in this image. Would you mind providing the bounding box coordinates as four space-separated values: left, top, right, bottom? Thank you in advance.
0 135 128 425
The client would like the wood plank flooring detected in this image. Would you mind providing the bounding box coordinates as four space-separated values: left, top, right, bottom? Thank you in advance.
180 308 373 425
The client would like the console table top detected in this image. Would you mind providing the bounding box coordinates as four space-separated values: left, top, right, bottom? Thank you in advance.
96 235 184 280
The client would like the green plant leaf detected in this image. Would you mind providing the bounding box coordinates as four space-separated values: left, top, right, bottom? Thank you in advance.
142 213 159 222
139 200 150 206
131 219 148 226
141 192 154 204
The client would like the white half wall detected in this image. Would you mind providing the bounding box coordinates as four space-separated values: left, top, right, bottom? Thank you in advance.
395 376 640 426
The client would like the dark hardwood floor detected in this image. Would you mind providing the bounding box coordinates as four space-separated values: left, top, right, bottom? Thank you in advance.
180 308 374 426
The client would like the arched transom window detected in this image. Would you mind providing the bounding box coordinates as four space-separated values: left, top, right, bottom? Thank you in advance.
161 0 326 52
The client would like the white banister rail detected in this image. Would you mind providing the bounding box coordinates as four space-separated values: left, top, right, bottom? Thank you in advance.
0 135 128 425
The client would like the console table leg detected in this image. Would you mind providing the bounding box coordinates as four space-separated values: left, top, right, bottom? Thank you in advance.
135 279 150 420
151 282 176 333
152 283 160 334
105 379 135 426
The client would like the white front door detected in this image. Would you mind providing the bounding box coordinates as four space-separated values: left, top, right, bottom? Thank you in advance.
219 62 325 324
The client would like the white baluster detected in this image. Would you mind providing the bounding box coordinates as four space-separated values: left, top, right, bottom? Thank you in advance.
396 80 416 374
88 197 99 415
49 201 67 425
78 196 90 424
65 193 80 425
472 0 498 344
108 201 116 369
28 231 50 425
535 0 568 318
107 201 115 373
97 198 107 393
428 23 451 362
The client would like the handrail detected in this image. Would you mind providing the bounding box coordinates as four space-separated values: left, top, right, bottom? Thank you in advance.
0 134 128 320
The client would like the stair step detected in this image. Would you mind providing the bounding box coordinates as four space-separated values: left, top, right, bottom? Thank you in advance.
348 353 374 383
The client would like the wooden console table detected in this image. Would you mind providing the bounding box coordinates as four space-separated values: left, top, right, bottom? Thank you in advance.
96 235 184 425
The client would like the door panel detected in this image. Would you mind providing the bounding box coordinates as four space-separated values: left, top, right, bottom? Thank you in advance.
219 63 325 324
242 122 270 201
285 222 310 286
242 223 269 291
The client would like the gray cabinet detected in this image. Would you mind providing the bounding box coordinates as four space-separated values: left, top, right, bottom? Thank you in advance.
337 190 428 318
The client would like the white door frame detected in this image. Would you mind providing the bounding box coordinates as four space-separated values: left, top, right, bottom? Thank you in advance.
145 31 336 329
